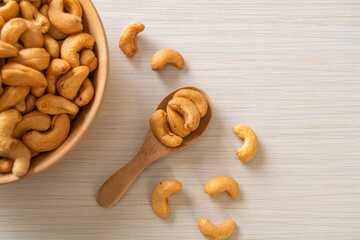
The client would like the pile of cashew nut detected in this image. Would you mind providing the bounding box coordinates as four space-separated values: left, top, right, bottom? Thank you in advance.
149 89 208 147
0 0 97 177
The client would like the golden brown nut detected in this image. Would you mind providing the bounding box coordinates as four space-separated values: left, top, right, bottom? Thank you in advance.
1 62 47 87
36 94 79 115
14 111 52 138
0 140 31 177
20 19 44 48
0 40 18 58
46 58 72 94
20 0 50 34
151 49 184 71
0 0 20 21
39 4 68 40
20 94 37 114
0 158 14 173
48 0 83 34
119 21 145 57
0 109 22 150
73 78 94 107
198 218 235 240
8 48 51 71
233 125 257 162
166 105 191 138
0 18 27 45
44 34 60 58
151 179 182 218
56 66 89 100
173 89 208 117
204 176 239 199
0 86 30 112
167 97 200 132
80 49 98 72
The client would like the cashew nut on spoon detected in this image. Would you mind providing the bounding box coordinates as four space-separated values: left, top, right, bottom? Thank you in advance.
233 125 258 162
198 218 236 240
167 97 201 131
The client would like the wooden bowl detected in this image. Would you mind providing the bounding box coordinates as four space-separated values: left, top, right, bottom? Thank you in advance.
0 0 109 184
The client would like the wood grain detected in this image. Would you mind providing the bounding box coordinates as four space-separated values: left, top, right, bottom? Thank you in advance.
0 0 359 239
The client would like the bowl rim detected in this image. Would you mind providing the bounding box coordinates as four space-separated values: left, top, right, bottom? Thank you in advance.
0 0 109 185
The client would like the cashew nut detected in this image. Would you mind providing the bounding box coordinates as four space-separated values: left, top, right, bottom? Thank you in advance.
0 140 31 177
151 49 184 71
48 0 83 34
80 49 97 72
20 19 44 48
44 34 60 58
204 176 239 199
0 40 18 58
1 62 47 87
173 89 208 118
73 78 94 107
31 0 42 9
0 0 20 21
61 32 95 68
233 125 257 162
30 87 46 97
56 66 89 100
166 105 190 138
149 110 183 148
198 218 235 240
0 158 13 173
63 0 82 17
0 18 27 45
0 86 30 112
36 94 79 115
8 48 51 71
0 109 22 151
151 179 182 218
14 99 26 112
167 97 200 132
39 4 68 40
19 94 37 114
20 0 50 34
119 21 145 57
23 113 70 152
45 58 71 94
14 111 52 138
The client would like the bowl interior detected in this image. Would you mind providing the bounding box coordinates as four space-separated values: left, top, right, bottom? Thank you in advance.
0 0 109 184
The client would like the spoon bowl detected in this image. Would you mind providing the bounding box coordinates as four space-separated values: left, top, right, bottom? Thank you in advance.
97 86 212 207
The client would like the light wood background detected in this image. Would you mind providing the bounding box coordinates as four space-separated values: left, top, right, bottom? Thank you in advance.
1 0 359 239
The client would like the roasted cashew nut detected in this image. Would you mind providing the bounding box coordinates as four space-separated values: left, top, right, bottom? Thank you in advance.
23 114 70 152
173 89 208 117
19 94 37 114
0 40 18 58
48 0 83 34
44 34 60 58
1 62 47 87
0 18 27 45
20 20 44 48
151 179 182 218
46 59 71 94
80 49 98 72
73 78 94 107
0 109 22 150
39 4 68 40
0 86 30 112
20 0 50 34
151 49 184 71
14 111 52 138
233 125 257 162
0 0 20 21
166 105 190 138
36 94 79 115
167 97 200 132
0 140 31 177
149 110 183 148
204 176 239 199
14 99 26 112
61 32 95 68
0 158 13 173
9 48 51 71
56 65 89 100
198 218 235 240
31 0 42 9
119 21 145 57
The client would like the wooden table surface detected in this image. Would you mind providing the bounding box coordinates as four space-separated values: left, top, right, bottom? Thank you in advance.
1 0 359 239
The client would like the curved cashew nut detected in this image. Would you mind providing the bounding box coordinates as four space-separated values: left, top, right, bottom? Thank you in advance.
119 21 145 57
80 49 98 72
149 110 183 148
166 105 190 138
36 94 79 115
0 109 22 150
0 158 13 173
19 94 37 114
23 113 70 152
0 18 27 45
30 87 46 97
233 125 257 162
173 89 208 118
20 20 44 48
44 34 60 58
0 0 20 21
151 49 184 71
167 97 200 132
198 218 235 240
0 40 18 58
204 176 239 198
63 0 82 17
20 0 50 34
1 62 47 87
0 140 31 177
61 32 95 68
151 179 182 218
46 59 71 94
9 48 51 71
14 111 52 138
14 99 26 112
73 78 94 107
39 4 68 40
56 66 89 100
0 86 30 112
48 0 83 34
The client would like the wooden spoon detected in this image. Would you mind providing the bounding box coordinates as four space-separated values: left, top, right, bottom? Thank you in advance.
97 86 213 207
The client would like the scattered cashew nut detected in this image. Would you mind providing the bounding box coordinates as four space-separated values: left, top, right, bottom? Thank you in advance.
14 111 52 138
36 94 79 115
233 125 257 162
119 21 145 57
167 97 200 132
56 65 89 100
1 62 47 87
151 49 184 71
204 176 239 199
149 110 183 148
198 218 236 240
151 179 182 218
173 89 208 117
